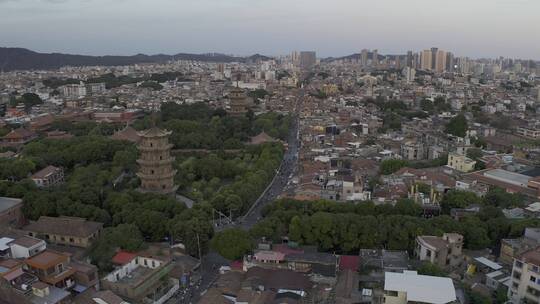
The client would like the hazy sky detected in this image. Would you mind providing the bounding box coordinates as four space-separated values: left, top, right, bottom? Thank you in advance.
0 0 539 59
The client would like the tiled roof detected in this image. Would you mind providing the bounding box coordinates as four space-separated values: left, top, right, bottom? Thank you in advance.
112 251 137 265
31 165 61 179
23 216 103 238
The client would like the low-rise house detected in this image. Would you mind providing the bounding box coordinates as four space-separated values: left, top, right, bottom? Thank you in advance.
25 250 76 289
525 202 540 218
72 289 129 304
30 166 64 188
415 233 464 269
29 282 71 304
110 126 141 143
23 216 103 248
0 237 14 258
101 251 178 304
10 236 47 259
286 251 338 278
244 244 338 279
0 197 24 228
359 249 410 274
1 128 37 146
500 228 540 265
383 271 457 304
447 152 476 172
244 267 311 298
485 270 511 292
70 260 99 292
464 169 540 199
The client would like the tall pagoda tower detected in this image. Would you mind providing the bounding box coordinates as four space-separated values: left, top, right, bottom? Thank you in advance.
136 127 178 195
228 86 250 116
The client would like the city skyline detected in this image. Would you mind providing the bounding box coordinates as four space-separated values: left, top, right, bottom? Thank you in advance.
0 0 539 60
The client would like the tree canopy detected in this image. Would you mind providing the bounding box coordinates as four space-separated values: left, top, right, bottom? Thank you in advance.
211 228 253 260
446 114 468 137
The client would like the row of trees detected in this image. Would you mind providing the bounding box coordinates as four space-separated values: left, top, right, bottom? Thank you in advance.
208 190 534 258
151 103 291 150
176 143 283 216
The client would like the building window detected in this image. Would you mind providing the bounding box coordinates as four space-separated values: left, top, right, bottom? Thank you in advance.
530 276 536 283
151 170 155 174
69 238 74 243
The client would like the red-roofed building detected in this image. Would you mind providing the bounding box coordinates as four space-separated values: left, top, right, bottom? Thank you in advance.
254 251 286 263
273 244 304 256
339 255 359 271
112 251 137 265
230 260 243 271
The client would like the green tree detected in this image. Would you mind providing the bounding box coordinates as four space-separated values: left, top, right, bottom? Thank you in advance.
483 187 524 208
495 288 507 304
210 228 253 260
89 224 145 271
20 93 43 109
394 199 422 216
467 289 492 304
445 114 468 137
440 190 482 214
416 262 447 277
380 159 408 175
420 99 434 112
466 148 483 161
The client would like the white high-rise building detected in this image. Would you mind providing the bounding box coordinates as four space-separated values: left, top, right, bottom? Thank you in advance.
435 50 447 73
62 82 87 99
402 67 416 83
361 49 369 67
420 50 432 71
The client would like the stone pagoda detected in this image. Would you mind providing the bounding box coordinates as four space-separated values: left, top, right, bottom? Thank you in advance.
136 127 178 195
228 86 250 116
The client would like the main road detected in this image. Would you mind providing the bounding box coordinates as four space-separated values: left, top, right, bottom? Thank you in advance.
239 114 300 229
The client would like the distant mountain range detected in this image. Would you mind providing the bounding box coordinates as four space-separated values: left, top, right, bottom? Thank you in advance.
0 47 273 72
324 51 403 62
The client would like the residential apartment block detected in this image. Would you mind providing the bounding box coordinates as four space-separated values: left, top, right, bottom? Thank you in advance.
508 247 540 303
415 233 464 269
